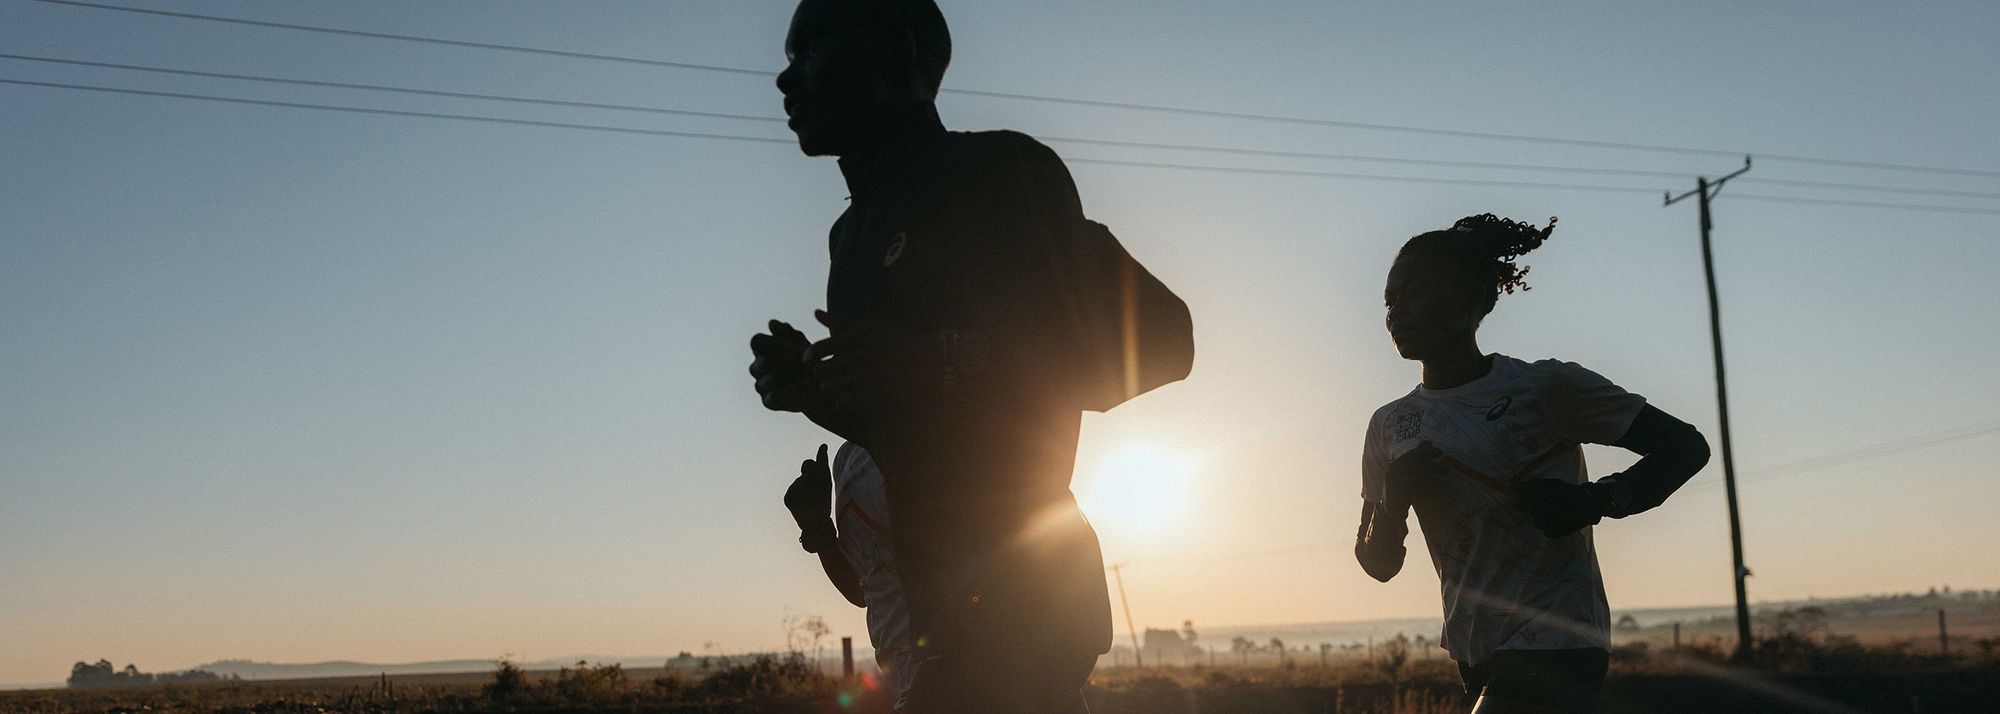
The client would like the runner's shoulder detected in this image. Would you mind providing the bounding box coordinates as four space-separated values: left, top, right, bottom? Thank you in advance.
1367 389 1422 432
949 129 1057 157
946 130 1067 174
1518 357 1614 390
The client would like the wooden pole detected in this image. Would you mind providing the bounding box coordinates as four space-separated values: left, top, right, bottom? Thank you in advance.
1666 158 1756 661
1939 608 1949 656
1109 563 1143 668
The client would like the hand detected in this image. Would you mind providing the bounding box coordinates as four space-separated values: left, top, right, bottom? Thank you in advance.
750 319 819 412
1512 479 1608 539
805 310 941 413
784 444 837 550
1383 441 1449 510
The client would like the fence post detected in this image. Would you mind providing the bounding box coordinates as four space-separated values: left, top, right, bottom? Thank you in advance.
1939 608 1949 656
842 637 854 679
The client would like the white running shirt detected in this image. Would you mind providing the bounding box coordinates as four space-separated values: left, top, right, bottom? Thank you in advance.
832 443 914 700
1361 355 1646 667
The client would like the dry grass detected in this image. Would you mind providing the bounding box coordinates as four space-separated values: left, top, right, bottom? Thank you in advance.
5 643 1996 713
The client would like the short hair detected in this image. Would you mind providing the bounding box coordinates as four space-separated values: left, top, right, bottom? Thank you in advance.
864 0 950 98
1397 213 1557 315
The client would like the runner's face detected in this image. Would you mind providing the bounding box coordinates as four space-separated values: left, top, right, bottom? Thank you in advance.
1385 255 1482 361
778 0 895 156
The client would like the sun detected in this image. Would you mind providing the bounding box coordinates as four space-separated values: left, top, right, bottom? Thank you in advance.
1072 441 1200 537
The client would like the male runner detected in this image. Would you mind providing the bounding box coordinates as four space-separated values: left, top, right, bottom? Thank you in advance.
748 1 1195 711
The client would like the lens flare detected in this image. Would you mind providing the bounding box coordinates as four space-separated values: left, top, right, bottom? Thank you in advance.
1073 441 1199 539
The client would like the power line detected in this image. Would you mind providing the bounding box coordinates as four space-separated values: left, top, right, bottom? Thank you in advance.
13 76 2000 218
1734 177 2000 201
1065 156 1662 195
0 53 786 124
24 0 774 77
29 0 2000 180
1728 193 2000 216
0 77 1656 196
1685 419 2000 492
12 52 2000 203
1069 158 2000 215
0 78 793 145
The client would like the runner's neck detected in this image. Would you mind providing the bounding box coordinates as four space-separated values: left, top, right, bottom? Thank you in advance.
836 104 948 197
1421 350 1495 391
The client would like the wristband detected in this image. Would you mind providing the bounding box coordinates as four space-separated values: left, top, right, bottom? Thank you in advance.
799 522 838 554
1587 480 1633 519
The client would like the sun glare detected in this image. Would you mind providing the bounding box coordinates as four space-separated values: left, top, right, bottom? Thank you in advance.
1073 442 1200 537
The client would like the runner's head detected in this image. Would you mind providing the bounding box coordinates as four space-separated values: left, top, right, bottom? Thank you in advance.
1384 213 1555 360
778 0 951 156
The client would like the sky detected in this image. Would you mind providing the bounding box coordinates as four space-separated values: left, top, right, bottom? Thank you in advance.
4 0 1999 688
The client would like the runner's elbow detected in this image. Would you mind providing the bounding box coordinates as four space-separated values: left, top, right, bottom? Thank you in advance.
1355 541 1403 583
1685 427 1712 471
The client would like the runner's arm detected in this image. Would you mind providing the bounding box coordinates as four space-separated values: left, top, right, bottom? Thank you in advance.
1598 404 1710 517
813 544 867 608
1355 500 1408 582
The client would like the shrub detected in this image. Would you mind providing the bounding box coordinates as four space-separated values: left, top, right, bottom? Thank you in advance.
484 658 529 700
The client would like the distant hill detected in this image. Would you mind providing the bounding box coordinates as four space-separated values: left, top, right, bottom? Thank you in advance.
192 656 666 682
1124 590 1995 652
177 588 1995 682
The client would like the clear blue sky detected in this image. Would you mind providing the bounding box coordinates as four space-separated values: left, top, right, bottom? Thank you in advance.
4 0 1998 686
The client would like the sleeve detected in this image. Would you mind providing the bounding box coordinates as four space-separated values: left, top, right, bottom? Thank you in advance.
832 442 855 485
950 133 1193 411
1539 361 1648 446
1361 411 1389 503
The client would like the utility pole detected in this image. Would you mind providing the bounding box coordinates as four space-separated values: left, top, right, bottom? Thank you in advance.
1938 608 1950 655
1108 563 1143 668
1665 155 1755 661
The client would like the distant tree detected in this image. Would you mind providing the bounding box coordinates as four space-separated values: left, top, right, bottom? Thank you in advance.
1230 636 1255 665
68 660 164 689
485 658 529 700
68 660 112 688
1375 634 1413 687
783 614 833 671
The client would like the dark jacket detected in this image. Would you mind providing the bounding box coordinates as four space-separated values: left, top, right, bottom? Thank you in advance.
822 127 1194 658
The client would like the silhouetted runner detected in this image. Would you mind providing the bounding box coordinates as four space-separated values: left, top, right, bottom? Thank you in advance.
1354 214 1711 714
749 2 1194 712
785 443 915 706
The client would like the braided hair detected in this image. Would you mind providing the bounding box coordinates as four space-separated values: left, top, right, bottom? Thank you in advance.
1396 213 1557 316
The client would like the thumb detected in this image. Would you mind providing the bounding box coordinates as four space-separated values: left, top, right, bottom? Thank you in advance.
817 443 830 472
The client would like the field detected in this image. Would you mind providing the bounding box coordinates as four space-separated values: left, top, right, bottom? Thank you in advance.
6 648 1999 714
10 593 1996 713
